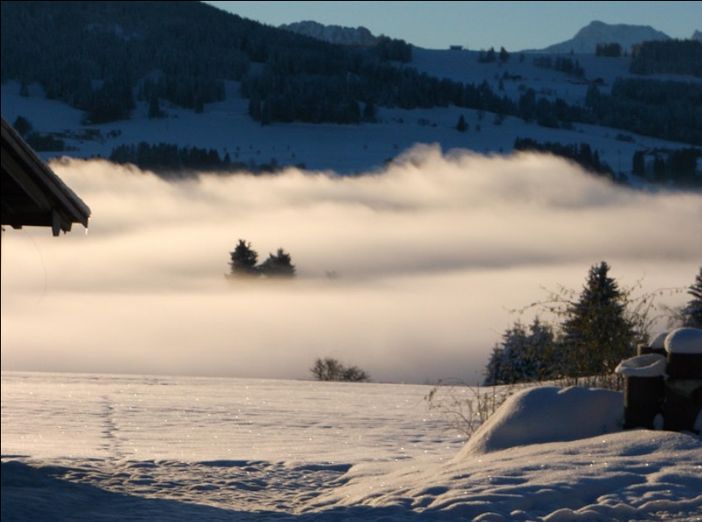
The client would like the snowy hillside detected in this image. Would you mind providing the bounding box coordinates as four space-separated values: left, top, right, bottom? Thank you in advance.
2 373 701 521
0 79 693 179
533 20 670 54
2 4 700 182
280 20 378 46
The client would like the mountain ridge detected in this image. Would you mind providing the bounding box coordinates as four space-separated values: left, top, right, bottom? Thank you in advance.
279 20 378 47
528 20 670 54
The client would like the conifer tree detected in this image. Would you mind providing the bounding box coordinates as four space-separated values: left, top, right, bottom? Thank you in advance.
258 248 296 278
456 114 468 133
484 318 556 385
682 267 702 328
499 46 509 63
229 239 258 277
561 261 636 376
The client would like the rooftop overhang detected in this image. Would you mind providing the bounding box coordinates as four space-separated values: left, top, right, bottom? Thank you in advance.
1 118 90 236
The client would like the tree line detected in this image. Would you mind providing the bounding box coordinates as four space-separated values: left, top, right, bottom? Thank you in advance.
630 39 702 78
485 263 702 386
514 138 614 178
586 78 702 146
632 148 701 187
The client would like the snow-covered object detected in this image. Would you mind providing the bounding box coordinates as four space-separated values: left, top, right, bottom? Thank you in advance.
650 331 668 349
615 353 667 377
456 386 623 456
664 327 702 354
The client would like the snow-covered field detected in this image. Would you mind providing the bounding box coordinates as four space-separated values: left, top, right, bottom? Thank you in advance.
2 372 701 521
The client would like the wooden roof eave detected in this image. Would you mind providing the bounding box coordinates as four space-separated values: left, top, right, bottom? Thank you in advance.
1 118 90 235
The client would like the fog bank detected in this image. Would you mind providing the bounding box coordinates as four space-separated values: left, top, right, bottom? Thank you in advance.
2 147 699 382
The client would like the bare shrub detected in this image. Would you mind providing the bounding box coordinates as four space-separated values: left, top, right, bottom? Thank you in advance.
425 380 517 438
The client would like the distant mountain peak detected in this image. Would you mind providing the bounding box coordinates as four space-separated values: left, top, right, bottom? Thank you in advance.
693 30 702 42
279 20 378 47
534 20 670 54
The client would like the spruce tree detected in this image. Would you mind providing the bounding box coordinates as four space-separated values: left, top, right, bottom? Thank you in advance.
499 46 509 63
682 267 702 328
561 262 636 376
229 239 258 277
456 114 468 133
483 318 556 385
258 248 295 278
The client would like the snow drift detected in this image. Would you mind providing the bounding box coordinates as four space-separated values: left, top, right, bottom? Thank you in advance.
456 386 623 456
4 374 702 521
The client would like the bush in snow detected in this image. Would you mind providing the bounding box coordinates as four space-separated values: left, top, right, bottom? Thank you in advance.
425 382 515 438
310 358 370 382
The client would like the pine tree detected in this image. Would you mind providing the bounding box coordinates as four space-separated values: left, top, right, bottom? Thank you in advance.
229 239 258 277
483 318 556 385
682 267 702 328
632 150 645 177
561 262 636 376
499 46 510 63
456 114 467 133
258 248 295 278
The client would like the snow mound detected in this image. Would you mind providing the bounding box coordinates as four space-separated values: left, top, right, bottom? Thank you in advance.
615 353 667 377
456 386 623 457
665 327 702 354
650 331 668 349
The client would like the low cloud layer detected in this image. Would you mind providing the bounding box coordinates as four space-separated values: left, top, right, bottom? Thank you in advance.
2 146 700 382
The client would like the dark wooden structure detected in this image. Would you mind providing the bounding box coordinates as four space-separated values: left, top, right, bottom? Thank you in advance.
1 117 89 235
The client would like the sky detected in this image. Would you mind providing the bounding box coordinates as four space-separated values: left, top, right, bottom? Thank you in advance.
2 149 699 383
205 1 702 51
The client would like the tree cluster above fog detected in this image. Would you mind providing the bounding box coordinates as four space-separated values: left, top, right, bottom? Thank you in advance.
228 239 295 279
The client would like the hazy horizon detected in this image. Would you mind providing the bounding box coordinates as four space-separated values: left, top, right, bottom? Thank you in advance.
1 147 699 383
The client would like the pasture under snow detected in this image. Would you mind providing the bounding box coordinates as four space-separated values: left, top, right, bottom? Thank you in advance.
2 372 701 521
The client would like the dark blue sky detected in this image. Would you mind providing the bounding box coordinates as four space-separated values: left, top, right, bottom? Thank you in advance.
206 1 700 51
